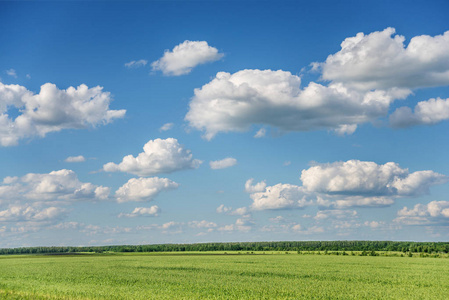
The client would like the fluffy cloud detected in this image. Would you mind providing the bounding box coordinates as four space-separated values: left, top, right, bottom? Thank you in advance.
124 59 148 68
244 178 267 193
151 40 223 76
318 28 449 90
390 97 449 128
218 218 253 232
209 157 237 170
185 69 410 139
64 155 86 163
247 180 312 210
0 205 65 222
103 138 202 176
394 201 449 225
246 160 447 210
115 177 178 203
216 204 232 214
301 160 447 197
118 206 160 218
0 169 109 204
0 82 126 146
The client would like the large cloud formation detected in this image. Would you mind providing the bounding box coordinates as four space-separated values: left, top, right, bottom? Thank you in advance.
0 169 110 204
390 97 449 128
301 160 447 197
103 138 202 176
394 201 449 225
185 69 409 139
151 40 223 76
115 177 178 203
186 29 449 139
0 82 126 146
245 160 447 210
318 28 449 90
245 179 312 210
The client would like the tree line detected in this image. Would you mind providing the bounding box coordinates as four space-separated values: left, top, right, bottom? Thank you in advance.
1 241 449 255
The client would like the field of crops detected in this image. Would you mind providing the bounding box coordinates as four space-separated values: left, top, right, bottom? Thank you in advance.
1 252 448 299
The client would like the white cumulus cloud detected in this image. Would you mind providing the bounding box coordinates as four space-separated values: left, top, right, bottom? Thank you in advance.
390 97 449 128
209 157 237 170
0 169 109 204
151 40 223 76
394 201 449 225
248 181 312 210
103 138 202 177
218 218 252 232
318 28 449 90
115 177 178 203
0 205 66 222
118 206 160 218
216 204 232 214
0 82 126 146
246 160 446 209
244 178 267 194
300 160 447 197
185 69 410 139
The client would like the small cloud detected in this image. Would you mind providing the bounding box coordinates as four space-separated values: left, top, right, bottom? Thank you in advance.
216 204 250 216
254 128 266 138
115 177 178 203
159 122 174 132
216 204 232 213
124 59 148 68
26 74 31 79
151 40 223 76
103 138 201 177
283 161 291 166
118 206 160 218
6 69 17 78
65 155 86 163
209 157 237 170
390 97 449 128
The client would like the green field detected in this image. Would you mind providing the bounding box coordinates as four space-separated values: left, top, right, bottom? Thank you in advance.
1 252 448 299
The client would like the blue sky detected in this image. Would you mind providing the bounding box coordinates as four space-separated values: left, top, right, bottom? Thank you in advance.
1 0 449 247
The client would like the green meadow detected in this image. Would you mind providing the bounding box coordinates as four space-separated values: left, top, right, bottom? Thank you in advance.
1 252 448 299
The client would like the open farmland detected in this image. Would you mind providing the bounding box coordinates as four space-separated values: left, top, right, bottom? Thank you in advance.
1 253 448 299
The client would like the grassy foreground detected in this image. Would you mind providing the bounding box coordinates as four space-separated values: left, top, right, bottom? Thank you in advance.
0 252 448 299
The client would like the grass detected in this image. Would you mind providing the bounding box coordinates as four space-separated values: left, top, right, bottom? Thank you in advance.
0 252 448 299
